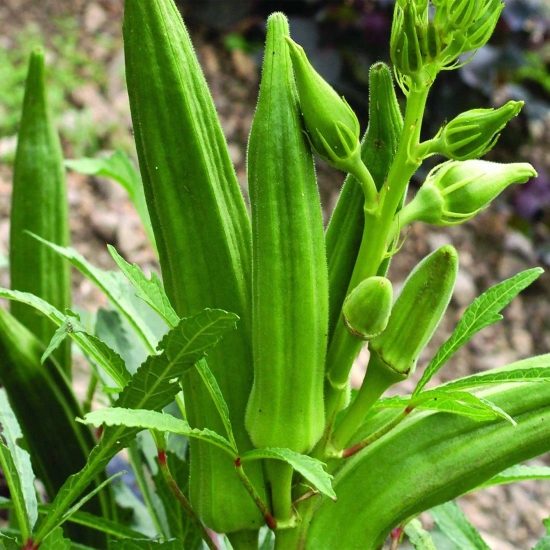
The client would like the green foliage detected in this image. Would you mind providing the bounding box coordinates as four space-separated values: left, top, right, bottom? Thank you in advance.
0 0 548 548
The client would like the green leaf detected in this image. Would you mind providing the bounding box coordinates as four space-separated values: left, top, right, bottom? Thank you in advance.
0 442 31 542
109 539 181 549
41 317 74 363
405 518 437 550
0 390 37 529
242 448 335 500
30 234 158 354
108 246 179 329
41 526 71 550
65 151 156 251
0 288 131 388
476 464 550 490
34 308 238 544
439 354 550 392
80 408 236 457
533 535 550 550
429 501 490 550
378 389 516 424
0 534 19 550
194 359 236 449
259 528 275 550
415 268 543 395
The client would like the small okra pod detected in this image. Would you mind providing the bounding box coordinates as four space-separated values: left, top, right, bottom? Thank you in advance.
370 245 458 376
343 277 393 341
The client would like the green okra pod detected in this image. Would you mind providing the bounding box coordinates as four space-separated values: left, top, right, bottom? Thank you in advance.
10 48 71 375
370 245 458 376
246 13 328 455
124 0 264 533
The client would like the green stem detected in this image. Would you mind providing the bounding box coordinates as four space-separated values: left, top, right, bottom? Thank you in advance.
341 408 411 459
158 450 216 550
227 530 260 550
322 86 430 453
82 371 98 415
266 460 295 526
128 442 168 539
235 458 277 531
330 353 406 453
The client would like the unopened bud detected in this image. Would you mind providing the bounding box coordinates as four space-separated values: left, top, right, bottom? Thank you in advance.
285 37 361 173
432 101 523 161
399 160 536 226
370 245 458 375
343 277 393 341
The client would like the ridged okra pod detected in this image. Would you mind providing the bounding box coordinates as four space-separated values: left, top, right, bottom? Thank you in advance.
124 0 264 533
370 245 458 376
10 49 71 375
326 63 403 341
246 14 328 455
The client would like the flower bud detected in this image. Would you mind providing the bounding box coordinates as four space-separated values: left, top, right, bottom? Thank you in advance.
370 245 458 375
343 277 393 341
433 101 523 161
285 37 361 173
398 160 536 227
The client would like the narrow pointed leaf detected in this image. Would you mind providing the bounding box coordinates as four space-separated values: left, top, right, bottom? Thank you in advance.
429 501 490 550
0 288 131 387
242 448 335 500
415 268 543 395
108 245 179 329
405 519 437 550
80 408 236 457
0 441 31 542
34 308 238 543
30 234 157 354
475 464 550 490
65 152 156 251
194 359 236 449
0 390 37 529
40 527 71 550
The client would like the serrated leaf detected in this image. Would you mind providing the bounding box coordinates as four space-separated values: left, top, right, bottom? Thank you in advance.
194 359 236 449
34 308 238 543
40 526 71 550
378 389 516 425
415 268 543 396
0 534 19 550
80 408 236 457
0 288 131 388
439 354 550 392
476 464 550 490
0 390 37 529
108 246 178 329
65 151 156 251
242 448 335 500
0 442 31 542
429 501 490 550
30 234 158 354
109 539 181 549
405 518 437 550
41 317 75 363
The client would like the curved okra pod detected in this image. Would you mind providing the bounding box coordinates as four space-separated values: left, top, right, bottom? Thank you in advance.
124 0 265 533
246 13 328 456
10 48 71 375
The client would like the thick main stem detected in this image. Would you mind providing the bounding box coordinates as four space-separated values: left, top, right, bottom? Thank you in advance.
322 86 430 455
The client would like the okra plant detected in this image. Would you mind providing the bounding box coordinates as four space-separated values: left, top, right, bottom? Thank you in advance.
2 0 550 549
